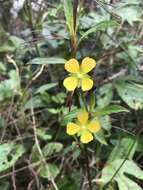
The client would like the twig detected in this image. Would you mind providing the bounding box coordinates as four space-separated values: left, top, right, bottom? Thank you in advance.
12 165 17 190
7 108 50 127
32 64 45 81
80 175 86 190
30 97 45 160
6 54 20 77
0 96 15 142
112 125 135 136
0 162 41 180
0 134 34 145
102 69 127 84
0 155 59 180
30 96 59 190
101 65 143 84
25 158 40 189
27 179 34 190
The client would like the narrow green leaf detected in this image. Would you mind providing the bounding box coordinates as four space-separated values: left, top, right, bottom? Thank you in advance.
94 105 129 117
78 20 119 44
35 83 58 94
63 0 74 33
30 57 67 65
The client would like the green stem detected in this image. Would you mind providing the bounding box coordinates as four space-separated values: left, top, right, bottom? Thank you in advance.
84 145 92 190
71 34 77 58
26 0 40 56
73 0 78 33
95 143 102 172
70 0 79 58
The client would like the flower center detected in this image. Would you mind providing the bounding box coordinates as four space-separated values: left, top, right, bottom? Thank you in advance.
80 125 87 132
77 73 83 79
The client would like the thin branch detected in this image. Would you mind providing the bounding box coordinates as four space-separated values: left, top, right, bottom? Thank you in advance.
101 65 143 84
12 165 17 190
32 64 45 81
30 96 59 190
25 158 40 189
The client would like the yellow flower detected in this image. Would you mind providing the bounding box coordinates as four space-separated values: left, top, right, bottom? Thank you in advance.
63 57 96 91
66 111 101 144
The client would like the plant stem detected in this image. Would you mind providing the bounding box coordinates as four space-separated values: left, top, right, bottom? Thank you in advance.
26 0 40 56
70 0 78 58
73 0 78 31
84 145 92 190
71 34 77 58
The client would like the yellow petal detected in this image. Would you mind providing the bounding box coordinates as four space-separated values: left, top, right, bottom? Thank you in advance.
65 59 79 73
81 57 96 74
81 78 93 91
80 132 93 143
63 77 78 91
66 122 80 135
88 120 101 133
77 111 89 125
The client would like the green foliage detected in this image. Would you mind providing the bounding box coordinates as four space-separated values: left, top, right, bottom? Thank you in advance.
56 176 79 190
113 5 142 25
0 70 20 102
63 0 74 34
108 137 137 161
43 142 63 156
0 181 9 190
79 20 118 43
101 159 143 190
0 143 25 172
100 115 111 131
94 105 129 116
30 57 67 65
94 130 108 145
0 0 143 189
30 142 63 180
97 83 113 108
36 128 52 141
115 79 143 110
38 163 60 179
35 83 58 94
0 27 15 52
